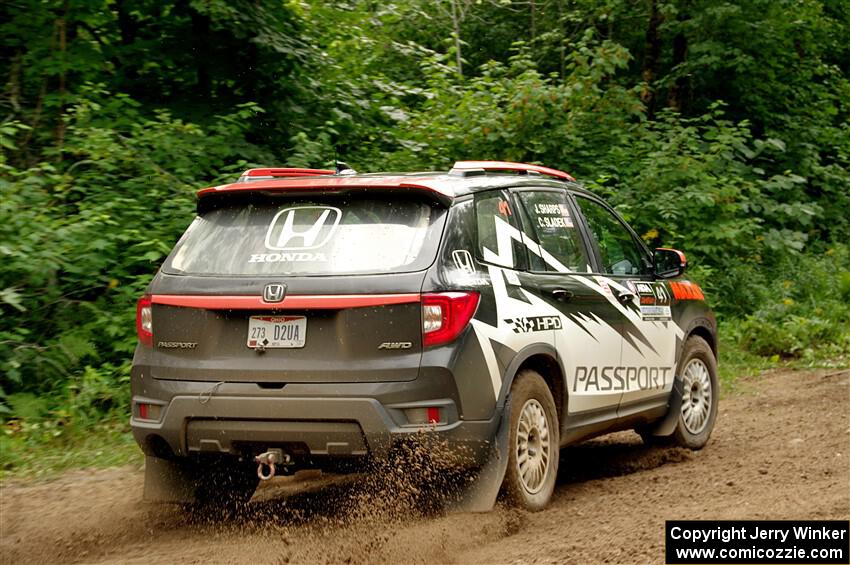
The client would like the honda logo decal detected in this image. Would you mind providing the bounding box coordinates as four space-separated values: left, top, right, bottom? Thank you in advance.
263 283 286 303
264 206 342 250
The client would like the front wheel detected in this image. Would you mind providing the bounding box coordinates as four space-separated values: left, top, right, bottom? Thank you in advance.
501 369 559 511
642 335 718 449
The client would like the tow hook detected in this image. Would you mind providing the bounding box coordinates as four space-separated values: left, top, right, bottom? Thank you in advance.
254 449 290 480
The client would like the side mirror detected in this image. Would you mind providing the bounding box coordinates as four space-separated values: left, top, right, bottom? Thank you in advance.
654 248 687 278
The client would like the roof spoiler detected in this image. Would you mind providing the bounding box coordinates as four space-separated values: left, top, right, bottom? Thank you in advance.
237 168 336 182
197 177 454 208
237 162 358 183
449 160 575 181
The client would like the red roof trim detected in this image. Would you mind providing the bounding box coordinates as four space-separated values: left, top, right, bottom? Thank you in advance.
452 160 575 181
196 176 454 204
242 168 335 178
151 293 421 310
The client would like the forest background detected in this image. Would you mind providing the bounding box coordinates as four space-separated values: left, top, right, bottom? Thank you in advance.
1 0 848 474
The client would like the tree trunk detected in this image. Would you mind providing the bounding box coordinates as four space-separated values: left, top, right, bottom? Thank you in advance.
7 50 22 113
115 0 137 46
667 27 689 112
450 0 463 77
55 1 68 161
189 7 212 98
640 0 662 119
530 0 537 42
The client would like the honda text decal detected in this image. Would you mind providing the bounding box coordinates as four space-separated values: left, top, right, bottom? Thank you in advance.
251 206 341 263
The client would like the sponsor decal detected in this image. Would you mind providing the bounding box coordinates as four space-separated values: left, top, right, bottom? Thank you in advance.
505 315 563 333
377 341 413 350
573 365 672 392
157 341 198 349
639 304 672 320
635 282 654 295
670 281 705 301
265 205 341 250
631 281 672 320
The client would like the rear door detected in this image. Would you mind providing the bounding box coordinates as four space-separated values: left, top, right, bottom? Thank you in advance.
147 193 447 384
512 188 626 414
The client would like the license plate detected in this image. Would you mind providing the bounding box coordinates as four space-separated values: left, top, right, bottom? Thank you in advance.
247 316 306 349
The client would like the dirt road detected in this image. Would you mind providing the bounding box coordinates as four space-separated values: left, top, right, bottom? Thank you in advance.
2 368 848 565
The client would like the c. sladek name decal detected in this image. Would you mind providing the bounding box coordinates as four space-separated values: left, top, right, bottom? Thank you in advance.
574 365 672 392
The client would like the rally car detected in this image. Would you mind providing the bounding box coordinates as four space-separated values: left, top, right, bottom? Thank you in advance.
131 161 718 511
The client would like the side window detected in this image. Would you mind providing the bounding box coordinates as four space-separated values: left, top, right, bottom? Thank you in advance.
475 190 526 270
516 190 590 272
575 196 649 276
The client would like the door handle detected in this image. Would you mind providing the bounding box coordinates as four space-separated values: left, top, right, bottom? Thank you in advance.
616 290 636 303
551 288 574 301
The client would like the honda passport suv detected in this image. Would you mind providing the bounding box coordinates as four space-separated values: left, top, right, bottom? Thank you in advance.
131 161 718 511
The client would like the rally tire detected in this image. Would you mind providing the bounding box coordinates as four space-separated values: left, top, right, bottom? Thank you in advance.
501 369 559 511
669 336 718 449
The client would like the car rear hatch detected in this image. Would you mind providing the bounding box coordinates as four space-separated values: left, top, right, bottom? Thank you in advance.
147 190 448 384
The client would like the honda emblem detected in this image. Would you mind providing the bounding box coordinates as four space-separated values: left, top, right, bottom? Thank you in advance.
263 283 286 303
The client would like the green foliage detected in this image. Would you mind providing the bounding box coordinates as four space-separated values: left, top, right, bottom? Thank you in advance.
725 245 850 359
0 89 273 402
597 105 819 260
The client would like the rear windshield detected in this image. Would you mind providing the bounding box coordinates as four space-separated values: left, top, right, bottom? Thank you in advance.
164 195 446 276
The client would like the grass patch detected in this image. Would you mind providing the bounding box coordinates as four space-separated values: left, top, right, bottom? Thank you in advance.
718 340 849 394
1 414 141 482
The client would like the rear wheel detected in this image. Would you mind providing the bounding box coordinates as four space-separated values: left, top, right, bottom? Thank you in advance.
501 369 559 511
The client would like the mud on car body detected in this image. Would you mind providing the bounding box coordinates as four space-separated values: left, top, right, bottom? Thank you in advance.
131 161 718 511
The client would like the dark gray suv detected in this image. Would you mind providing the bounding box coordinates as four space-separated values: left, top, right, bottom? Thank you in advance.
132 161 718 511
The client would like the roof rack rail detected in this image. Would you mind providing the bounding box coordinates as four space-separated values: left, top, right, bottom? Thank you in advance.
237 167 336 183
449 160 575 182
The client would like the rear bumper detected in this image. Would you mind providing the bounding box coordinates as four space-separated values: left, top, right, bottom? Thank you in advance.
131 378 499 468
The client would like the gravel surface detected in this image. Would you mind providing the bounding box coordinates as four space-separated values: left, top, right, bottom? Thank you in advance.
2 368 848 565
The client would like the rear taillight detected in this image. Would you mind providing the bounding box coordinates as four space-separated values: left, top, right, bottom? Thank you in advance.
422 292 480 347
136 295 153 346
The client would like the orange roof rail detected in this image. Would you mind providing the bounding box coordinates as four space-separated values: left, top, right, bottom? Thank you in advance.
450 160 575 181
